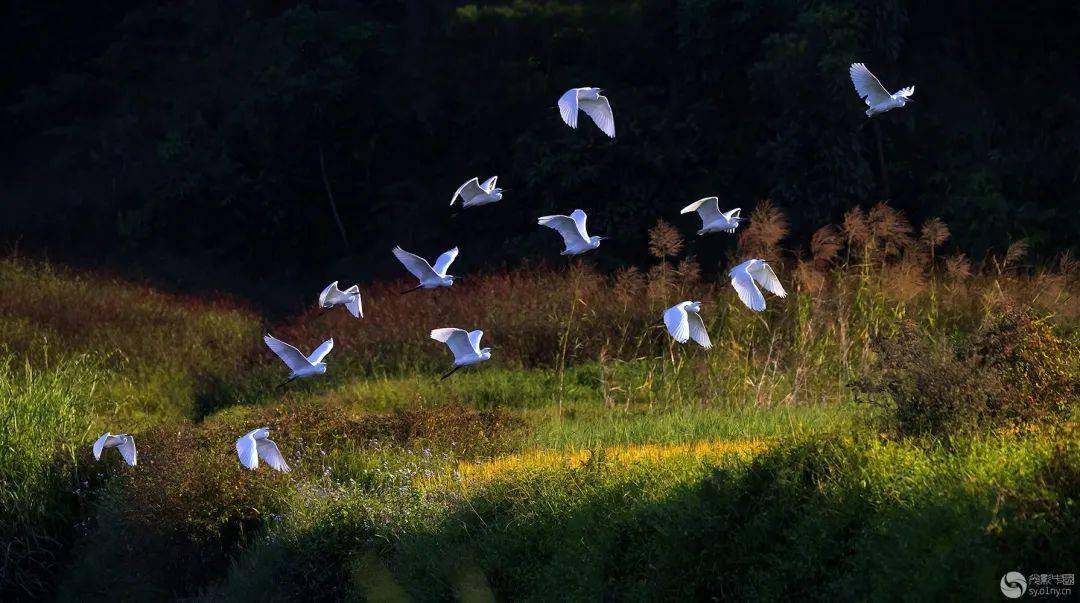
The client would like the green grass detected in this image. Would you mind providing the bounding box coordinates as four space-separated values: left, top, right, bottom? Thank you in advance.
209 432 1079 601
0 356 106 595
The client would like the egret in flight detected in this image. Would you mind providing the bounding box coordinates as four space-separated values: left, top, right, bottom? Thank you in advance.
729 259 787 312
318 281 362 318
93 432 137 466
393 246 459 293
236 428 290 472
431 327 492 380
538 209 605 255
558 87 615 138
264 334 333 387
850 63 914 117
680 197 745 235
663 302 712 349
451 176 503 208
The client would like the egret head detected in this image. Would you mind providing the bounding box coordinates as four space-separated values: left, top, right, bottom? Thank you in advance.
492 188 504 201
590 235 606 247
316 363 328 374
480 347 493 360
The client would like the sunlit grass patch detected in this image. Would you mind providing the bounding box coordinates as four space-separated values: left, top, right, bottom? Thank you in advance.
435 439 768 490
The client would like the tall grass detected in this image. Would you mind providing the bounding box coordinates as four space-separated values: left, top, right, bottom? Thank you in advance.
0 356 104 596
280 202 1078 408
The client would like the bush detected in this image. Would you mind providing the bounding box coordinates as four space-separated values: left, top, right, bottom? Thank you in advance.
852 306 1079 438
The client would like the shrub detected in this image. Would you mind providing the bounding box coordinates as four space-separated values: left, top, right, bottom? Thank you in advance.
852 306 1079 438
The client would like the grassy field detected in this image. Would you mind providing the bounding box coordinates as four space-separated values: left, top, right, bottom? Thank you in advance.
1 206 1078 599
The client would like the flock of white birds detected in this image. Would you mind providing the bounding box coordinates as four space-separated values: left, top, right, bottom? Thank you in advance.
93 64 913 471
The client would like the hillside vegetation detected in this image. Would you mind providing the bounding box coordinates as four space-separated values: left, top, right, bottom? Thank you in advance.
1 204 1077 598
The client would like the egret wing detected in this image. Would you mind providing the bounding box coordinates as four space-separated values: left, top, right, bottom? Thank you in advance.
236 435 259 470
730 269 766 312
431 328 474 362
663 304 690 343
569 209 591 240
750 263 787 298
393 246 439 281
687 311 713 349
850 63 891 106
579 95 615 138
433 247 459 276
451 178 485 206
264 334 312 371
345 293 362 318
318 281 339 307
557 88 580 129
306 338 334 364
537 215 585 248
681 197 722 223
467 330 484 355
118 436 137 466
256 439 291 472
479 176 498 192
93 433 110 460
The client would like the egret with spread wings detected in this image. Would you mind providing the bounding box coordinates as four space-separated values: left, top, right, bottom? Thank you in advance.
393 246 460 292
264 334 333 387
537 209 605 255
236 428 290 472
680 197 745 235
663 301 712 349
451 176 503 208
558 87 615 138
93 432 137 466
318 281 362 318
430 327 492 380
729 259 787 312
850 63 914 117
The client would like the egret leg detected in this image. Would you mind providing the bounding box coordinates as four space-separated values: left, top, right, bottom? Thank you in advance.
276 376 297 390
400 285 423 295
440 366 463 380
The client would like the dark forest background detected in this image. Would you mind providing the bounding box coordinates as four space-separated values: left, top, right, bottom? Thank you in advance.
2 0 1078 313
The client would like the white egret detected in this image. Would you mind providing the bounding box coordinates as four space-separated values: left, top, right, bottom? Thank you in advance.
93 432 137 466
451 176 503 208
235 428 290 472
850 63 914 117
663 301 712 349
430 328 492 380
318 281 362 318
393 246 459 293
264 334 333 387
537 209 605 255
558 87 615 138
729 259 787 312
680 197 745 235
